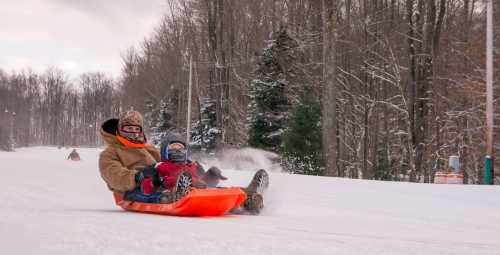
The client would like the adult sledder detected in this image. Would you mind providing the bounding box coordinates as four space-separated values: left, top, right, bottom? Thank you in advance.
98 110 269 216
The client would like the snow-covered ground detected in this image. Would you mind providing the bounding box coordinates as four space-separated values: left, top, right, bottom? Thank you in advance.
1 147 499 255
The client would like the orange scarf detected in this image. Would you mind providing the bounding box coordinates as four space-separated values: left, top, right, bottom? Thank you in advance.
117 135 146 148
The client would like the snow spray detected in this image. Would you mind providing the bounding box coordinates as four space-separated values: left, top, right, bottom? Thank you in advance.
199 147 282 173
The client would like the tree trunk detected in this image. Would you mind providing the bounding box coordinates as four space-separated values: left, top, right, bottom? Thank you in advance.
321 0 338 177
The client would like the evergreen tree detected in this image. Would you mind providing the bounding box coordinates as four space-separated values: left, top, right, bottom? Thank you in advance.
0 125 13 151
282 91 323 175
155 100 174 133
248 26 299 152
145 98 174 145
191 97 219 152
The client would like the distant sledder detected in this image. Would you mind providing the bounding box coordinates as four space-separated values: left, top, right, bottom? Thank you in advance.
67 149 80 161
98 110 269 216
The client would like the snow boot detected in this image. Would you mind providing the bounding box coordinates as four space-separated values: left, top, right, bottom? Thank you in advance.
242 193 264 215
245 169 269 194
159 171 193 204
241 169 269 214
174 170 193 200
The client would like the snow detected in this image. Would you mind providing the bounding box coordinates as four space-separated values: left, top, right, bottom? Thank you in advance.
1 147 500 255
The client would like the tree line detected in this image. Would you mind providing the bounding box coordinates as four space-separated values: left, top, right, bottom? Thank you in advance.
1 0 499 184
0 69 120 149
120 0 499 183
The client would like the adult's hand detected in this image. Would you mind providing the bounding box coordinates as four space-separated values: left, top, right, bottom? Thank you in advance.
135 164 163 187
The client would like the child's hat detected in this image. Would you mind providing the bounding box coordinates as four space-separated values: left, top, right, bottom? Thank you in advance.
205 167 227 180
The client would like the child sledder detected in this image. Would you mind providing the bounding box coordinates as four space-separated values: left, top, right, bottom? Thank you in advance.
149 132 269 214
98 110 269 216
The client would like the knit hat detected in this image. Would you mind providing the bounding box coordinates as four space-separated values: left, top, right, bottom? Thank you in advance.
118 110 145 144
118 110 144 128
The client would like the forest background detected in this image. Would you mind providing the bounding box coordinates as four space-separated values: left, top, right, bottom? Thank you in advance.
1 0 499 184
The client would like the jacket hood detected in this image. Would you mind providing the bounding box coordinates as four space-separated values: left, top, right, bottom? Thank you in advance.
100 119 120 146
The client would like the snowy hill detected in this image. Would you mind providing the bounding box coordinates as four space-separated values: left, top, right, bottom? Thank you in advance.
1 147 499 255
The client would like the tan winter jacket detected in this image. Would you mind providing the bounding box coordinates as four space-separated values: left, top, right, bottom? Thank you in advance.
98 119 160 194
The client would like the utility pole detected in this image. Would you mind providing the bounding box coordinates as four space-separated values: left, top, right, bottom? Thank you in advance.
484 0 494 184
186 55 193 161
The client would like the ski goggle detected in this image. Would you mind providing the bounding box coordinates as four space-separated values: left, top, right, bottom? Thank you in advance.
161 142 186 161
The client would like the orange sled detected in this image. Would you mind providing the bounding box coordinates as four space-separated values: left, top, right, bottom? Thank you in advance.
113 188 247 217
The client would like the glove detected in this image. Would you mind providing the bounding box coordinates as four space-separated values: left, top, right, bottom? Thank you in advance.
135 164 163 187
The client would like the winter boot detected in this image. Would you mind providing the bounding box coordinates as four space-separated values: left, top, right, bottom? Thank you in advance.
241 169 269 214
159 171 193 204
159 191 175 204
245 169 269 194
173 170 193 201
242 193 264 215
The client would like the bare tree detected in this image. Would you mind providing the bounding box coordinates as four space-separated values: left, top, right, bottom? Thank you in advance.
321 0 338 177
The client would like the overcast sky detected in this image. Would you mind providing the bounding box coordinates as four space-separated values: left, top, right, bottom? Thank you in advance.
0 0 166 78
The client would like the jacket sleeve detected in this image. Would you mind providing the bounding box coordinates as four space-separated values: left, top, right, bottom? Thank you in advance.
145 145 161 162
99 148 138 192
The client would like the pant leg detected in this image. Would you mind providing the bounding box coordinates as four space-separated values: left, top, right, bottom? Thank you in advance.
124 187 163 203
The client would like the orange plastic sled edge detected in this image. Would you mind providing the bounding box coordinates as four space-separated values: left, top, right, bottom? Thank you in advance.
113 188 247 217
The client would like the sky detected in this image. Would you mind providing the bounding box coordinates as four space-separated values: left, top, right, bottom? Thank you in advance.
0 0 166 78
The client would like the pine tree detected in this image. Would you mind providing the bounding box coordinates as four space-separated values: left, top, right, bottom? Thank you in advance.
145 98 174 145
155 100 174 133
0 125 13 151
282 91 323 175
191 97 219 152
248 26 298 152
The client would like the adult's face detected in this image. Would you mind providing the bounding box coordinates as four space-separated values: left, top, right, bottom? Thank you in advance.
121 125 142 133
